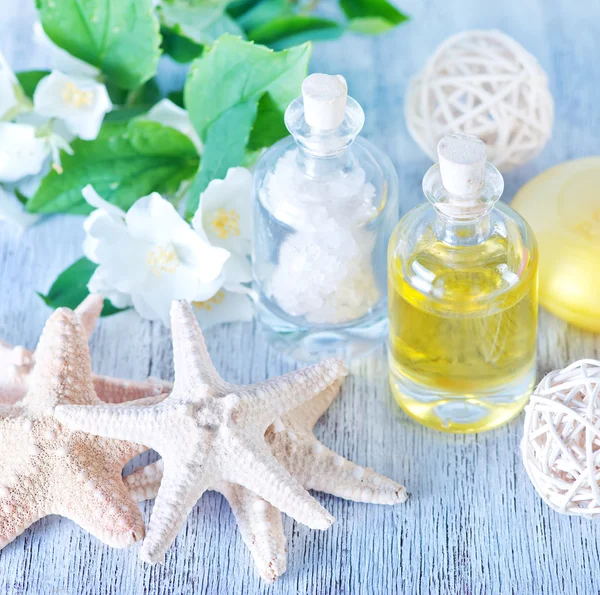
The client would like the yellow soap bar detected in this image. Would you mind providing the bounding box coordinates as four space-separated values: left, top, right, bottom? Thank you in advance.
512 157 600 332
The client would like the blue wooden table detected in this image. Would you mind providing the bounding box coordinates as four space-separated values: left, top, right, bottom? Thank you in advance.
1 0 600 593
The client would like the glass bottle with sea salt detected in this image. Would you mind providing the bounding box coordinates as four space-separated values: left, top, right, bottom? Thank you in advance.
252 73 399 361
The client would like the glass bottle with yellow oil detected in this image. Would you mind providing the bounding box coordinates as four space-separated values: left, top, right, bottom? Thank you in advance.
388 134 538 433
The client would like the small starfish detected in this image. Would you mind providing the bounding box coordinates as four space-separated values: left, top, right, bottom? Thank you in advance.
0 307 151 549
0 294 171 405
125 379 407 581
55 300 346 563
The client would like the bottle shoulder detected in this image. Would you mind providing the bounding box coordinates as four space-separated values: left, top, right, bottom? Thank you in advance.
389 202 538 309
254 136 399 229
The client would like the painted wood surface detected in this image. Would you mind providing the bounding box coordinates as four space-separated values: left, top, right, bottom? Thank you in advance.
1 0 600 593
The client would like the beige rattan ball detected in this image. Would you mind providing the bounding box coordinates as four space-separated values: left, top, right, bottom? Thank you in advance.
405 30 554 171
522 359 600 517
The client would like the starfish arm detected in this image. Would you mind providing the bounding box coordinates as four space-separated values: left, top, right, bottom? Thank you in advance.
248 359 346 425
286 438 407 505
227 437 334 531
125 460 163 502
74 293 104 340
169 300 229 394
140 456 209 564
24 308 97 412
285 379 343 431
125 462 288 582
0 486 45 549
54 402 163 447
0 384 26 405
57 475 145 548
218 482 287 582
0 343 33 404
93 375 172 404
0 338 14 358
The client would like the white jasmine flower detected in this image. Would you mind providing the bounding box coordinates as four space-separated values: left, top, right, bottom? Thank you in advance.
192 288 254 329
0 187 39 230
0 51 28 120
192 167 253 290
34 71 112 140
33 22 100 78
189 167 255 328
82 185 230 326
0 122 49 183
143 99 202 152
12 113 74 175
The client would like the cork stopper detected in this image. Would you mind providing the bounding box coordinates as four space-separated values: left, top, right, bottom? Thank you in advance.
302 73 348 131
437 134 486 196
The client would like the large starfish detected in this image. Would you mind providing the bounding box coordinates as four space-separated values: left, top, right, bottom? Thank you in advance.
0 307 153 549
55 300 346 563
125 378 407 581
0 294 171 405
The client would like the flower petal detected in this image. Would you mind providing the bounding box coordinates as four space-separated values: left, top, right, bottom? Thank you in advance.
0 187 39 230
33 71 112 140
192 166 253 255
0 122 49 183
0 51 20 120
82 185 126 220
125 193 189 245
87 269 133 309
222 253 252 286
192 290 254 329
143 99 202 152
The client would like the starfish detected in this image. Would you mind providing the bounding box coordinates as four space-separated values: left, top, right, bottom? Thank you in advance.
0 294 171 405
55 300 346 563
125 379 407 581
0 307 154 549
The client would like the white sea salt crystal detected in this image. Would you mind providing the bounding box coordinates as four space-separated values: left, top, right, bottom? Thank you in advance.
266 149 380 324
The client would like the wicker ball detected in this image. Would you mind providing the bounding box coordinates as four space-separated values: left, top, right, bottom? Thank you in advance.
405 30 554 171
522 359 600 517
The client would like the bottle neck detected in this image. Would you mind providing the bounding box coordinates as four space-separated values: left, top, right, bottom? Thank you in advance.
295 144 352 178
434 210 492 246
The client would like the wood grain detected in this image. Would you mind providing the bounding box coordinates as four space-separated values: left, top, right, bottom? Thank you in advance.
1 0 600 593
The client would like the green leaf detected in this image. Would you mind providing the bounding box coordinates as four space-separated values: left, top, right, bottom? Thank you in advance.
159 0 244 45
161 26 204 63
36 0 161 89
346 16 398 34
183 35 310 216
339 0 408 33
235 0 291 32
124 78 162 106
104 106 151 122
248 16 343 49
247 93 287 150
226 0 262 19
107 78 162 107
187 98 258 213
28 120 199 214
39 257 124 316
15 70 50 98
167 90 185 108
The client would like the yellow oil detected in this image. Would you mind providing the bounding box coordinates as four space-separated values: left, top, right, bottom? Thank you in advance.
388 222 538 433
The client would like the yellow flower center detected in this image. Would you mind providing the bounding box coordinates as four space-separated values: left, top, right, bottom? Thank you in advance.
193 291 225 311
61 82 94 108
147 245 180 277
211 209 241 240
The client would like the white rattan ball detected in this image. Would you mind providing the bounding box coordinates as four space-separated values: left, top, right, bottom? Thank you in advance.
522 359 600 517
405 30 554 171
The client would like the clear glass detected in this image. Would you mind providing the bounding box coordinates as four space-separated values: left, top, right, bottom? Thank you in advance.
388 162 538 433
252 96 399 362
